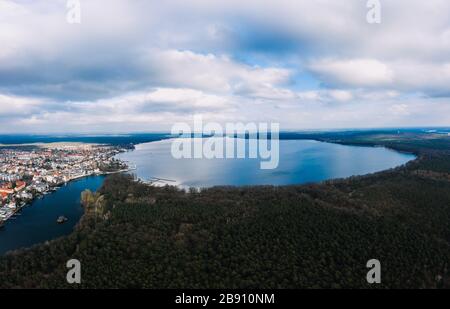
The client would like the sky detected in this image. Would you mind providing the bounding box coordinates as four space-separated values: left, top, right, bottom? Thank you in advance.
0 0 450 133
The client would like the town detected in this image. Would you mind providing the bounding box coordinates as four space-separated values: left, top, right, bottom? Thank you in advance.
0 143 129 226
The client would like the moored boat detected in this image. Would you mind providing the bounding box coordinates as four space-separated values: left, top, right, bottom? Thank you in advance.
56 216 68 224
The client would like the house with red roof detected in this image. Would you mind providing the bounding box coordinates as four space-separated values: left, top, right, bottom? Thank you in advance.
1 192 9 202
15 180 26 192
0 185 14 195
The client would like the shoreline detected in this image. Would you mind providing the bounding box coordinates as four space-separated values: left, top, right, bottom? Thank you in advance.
122 138 417 190
0 164 134 228
0 174 107 255
0 137 422 255
0 137 419 228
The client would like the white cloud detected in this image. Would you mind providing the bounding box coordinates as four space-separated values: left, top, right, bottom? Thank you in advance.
295 89 396 103
139 49 292 96
389 104 410 116
327 90 354 102
9 87 236 132
309 59 394 88
0 94 43 115
70 87 235 115
309 58 450 95
0 0 449 132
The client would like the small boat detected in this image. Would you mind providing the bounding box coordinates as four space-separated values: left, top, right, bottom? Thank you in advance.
56 216 68 224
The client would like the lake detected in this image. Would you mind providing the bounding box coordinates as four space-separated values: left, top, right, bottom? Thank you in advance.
116 138 416 188
0 138 415 254
0 175 105 255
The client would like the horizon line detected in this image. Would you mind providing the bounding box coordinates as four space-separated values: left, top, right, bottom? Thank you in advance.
0 126 449 136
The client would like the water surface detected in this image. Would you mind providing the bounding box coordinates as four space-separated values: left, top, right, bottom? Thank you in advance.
0 175 105 255
116 138 415 188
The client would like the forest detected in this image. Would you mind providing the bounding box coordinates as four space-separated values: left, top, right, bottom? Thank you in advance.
0 132 449 288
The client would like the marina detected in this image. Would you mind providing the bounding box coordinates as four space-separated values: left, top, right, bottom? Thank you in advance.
0 175 106 255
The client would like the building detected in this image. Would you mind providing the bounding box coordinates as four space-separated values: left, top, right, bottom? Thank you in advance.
0 192 8 202
0 186 14 195
15 180 26 192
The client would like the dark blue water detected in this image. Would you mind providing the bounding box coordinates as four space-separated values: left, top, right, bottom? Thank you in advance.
0 175 105 255
116 139 416 188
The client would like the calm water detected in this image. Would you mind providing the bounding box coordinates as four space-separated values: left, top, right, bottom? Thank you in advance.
0 175 105 255
116 138 416 188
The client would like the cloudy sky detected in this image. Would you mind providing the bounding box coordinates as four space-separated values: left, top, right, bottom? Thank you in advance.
1 0 450 133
